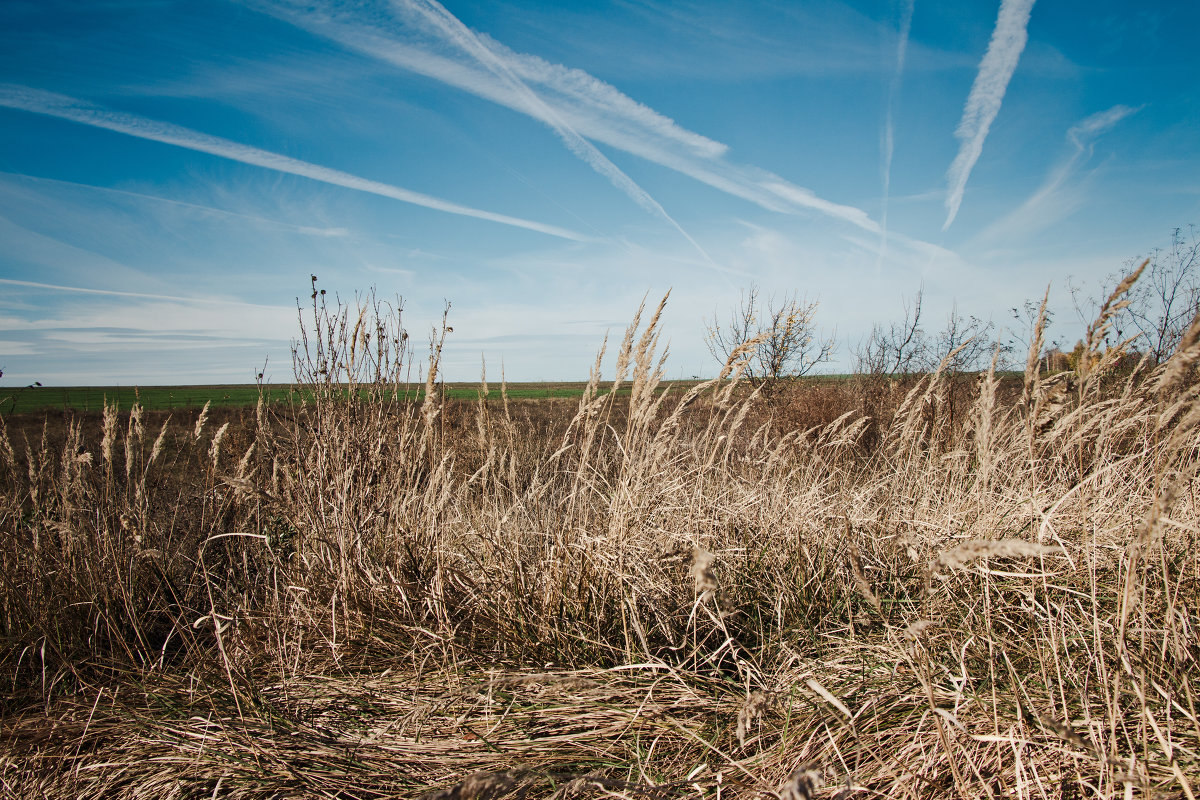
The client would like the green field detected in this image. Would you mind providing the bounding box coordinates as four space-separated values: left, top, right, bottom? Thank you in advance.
0 380 708 414
0 384 285 414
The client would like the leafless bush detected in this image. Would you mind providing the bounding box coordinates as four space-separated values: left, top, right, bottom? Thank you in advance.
1119 225 1200 363
706 285 836 391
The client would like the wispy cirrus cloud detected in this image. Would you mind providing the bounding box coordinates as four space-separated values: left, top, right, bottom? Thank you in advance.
0 276 299 384
0 276 276 306
0 84 591 242
254 0 882 234
0 171 350 238
974 104 1140 245
1067 104 1139 151
0 213 151 287
943 0 1037 230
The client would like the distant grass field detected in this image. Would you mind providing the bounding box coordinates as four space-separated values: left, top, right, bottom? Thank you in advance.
0 381 711 414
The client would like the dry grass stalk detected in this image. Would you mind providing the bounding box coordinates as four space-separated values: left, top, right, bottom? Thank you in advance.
123 402 143 481
847 539 881 616
1021 287 1050 412
0 416 14 471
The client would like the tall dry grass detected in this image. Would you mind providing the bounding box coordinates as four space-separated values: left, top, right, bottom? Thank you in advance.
0 273 1197 799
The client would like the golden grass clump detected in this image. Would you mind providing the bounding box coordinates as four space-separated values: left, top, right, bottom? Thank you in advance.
1 271 1198 799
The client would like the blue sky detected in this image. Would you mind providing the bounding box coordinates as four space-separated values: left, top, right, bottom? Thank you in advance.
1 0 1198 384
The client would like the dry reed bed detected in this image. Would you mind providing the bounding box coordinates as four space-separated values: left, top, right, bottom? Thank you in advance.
1 282 1198 798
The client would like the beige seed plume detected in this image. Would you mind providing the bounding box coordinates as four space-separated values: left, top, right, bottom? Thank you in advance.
209 422 229 469
0 417 14 470
778 764 823 800
100 401 118 467
124 403 143 481
194 401 210 441
690 547 717 598
847 539 881 615
936 538 1063 571
419 770 516 800
905 619 934 639
736 689 782 748
148 418 169 467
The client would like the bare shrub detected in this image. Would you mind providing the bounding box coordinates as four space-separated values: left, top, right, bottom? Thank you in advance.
1120 225 1200 363
706 284 836 392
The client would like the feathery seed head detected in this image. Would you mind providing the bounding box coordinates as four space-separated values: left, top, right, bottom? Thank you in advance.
690 547 717 598
194 401 210 441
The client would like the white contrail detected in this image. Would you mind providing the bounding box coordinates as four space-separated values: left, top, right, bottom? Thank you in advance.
878 0 915 268
943 0 1036 231
0 84 591 242
0 276 278 306
392 0 718 266
257 1 880 234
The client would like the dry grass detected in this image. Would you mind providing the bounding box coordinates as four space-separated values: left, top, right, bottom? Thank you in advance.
1 278 1198 798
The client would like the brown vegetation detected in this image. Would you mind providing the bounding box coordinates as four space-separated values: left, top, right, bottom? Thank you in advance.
1 274 1198 799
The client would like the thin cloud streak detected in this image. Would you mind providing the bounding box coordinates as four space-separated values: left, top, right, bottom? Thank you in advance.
0 171 350 238
973 104 1139 245
0 84 592 243
1068 104 1139 150
0 276 285 307
878 0 915 269
943 0 1037 231
760 182 880 234
259 1 881 234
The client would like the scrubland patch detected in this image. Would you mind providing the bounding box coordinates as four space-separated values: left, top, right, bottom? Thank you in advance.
1 283 1198 799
